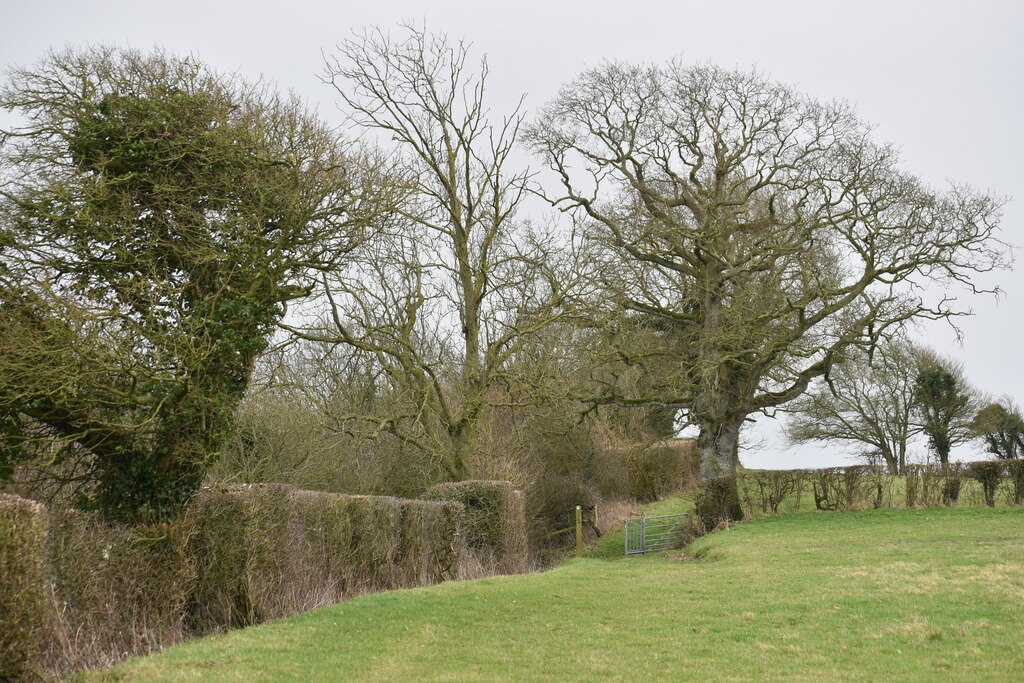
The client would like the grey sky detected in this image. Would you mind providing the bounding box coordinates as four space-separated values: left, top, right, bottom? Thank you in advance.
3 0 1022 468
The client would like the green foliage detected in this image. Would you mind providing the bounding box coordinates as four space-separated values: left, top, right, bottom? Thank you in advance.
0 494 48 682
913 351 977 467
0 47 384 521
971 401 1024 460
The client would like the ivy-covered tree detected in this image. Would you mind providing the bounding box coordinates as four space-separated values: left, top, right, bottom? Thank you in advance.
912 348 980 470
0 47 389 520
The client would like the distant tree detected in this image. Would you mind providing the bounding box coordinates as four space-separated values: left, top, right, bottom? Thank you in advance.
786 340 920 475
970 399 1024 460
912 348 981 469
0 47 388 520
527 61 1008 524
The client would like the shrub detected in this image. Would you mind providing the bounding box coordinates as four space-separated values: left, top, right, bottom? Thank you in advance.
627 444 681 503
1007 460 1024 505
532 475 595 537
905 466 921 507
0 494 48 681
590 447 630 500
811 469 842 511
423 480 528 572
44 509 195 673
744 470 801 515
941 476 962 506
967 461 1004 507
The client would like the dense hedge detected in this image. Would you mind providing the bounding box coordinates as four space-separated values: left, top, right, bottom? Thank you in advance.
188 484 464 629
1 494 48 681
422 480 528 572
44 509 195 673
628 441 699 503
0 483 481 679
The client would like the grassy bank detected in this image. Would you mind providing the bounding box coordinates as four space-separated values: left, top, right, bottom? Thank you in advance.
96 505 1024 682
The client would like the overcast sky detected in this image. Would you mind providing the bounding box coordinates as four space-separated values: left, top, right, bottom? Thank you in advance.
3 0 1022 468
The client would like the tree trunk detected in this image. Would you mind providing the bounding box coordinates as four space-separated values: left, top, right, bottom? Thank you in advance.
695 418 744 530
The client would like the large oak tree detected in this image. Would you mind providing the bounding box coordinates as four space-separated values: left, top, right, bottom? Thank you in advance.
527 62 1007 522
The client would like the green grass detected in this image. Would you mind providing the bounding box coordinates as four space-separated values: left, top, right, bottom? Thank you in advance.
94 504 1024 682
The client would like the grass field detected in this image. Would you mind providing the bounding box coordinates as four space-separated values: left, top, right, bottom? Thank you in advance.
93 502 1024 682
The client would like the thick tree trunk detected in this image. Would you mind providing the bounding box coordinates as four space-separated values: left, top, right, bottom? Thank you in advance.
695 418 744 530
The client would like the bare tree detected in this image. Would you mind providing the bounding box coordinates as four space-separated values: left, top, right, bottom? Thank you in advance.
785 340 922 474
527 61 1008 521
294 25 586 480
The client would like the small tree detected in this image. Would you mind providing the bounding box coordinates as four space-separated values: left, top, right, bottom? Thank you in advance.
0 47 386 520
970 399 1024 460
912 348 980 470
786 340 920 475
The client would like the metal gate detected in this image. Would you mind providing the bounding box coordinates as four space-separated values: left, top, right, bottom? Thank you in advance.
624 513 690 555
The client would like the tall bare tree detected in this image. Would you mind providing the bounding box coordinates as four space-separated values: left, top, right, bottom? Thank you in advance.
295 25 586 480
527 62 1008 521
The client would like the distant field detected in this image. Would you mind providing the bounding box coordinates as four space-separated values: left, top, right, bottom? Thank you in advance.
95 504 1024 682
734 468 1021 518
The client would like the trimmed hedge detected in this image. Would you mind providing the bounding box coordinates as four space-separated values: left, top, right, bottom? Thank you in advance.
422 480 528 572
0 482 518 677
188 484 464 629
736 462 1024 516
967 461 1004 507
44 509 194 672
1008 460 1024 505
1 494 48 681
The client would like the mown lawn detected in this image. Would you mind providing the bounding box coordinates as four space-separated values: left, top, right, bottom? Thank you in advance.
95 506 1024 682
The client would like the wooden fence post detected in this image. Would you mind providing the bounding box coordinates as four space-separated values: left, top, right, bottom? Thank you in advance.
575 505 583 557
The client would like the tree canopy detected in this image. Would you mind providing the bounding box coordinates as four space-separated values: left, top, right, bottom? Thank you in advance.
0 47 388 519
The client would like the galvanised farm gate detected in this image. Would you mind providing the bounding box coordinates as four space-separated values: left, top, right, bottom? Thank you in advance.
623 513 690 555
